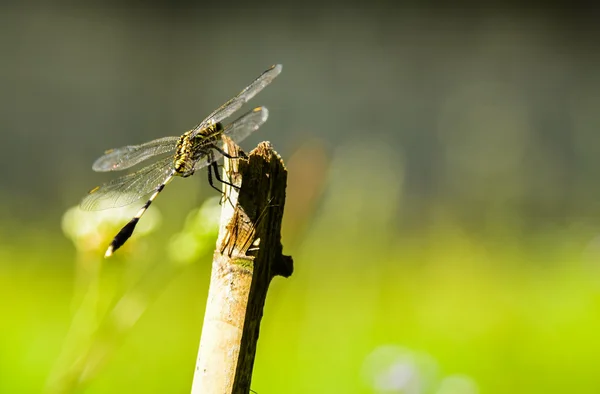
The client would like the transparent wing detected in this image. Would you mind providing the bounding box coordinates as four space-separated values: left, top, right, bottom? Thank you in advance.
192 64 281 136
193 106 269 171
193 150 222 171
81 156 174 211
92 136 179 172
224 106 269 144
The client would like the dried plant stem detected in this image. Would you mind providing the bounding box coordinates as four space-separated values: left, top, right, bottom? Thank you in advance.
191 138 293 394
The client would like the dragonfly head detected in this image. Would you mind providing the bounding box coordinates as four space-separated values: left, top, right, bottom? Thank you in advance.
193 121 223 143
214 121 224 134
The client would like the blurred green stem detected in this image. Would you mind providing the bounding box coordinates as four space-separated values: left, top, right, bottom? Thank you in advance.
45 253 103 393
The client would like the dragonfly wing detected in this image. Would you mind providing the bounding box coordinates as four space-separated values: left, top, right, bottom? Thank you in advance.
193 150 222 171
192 107 269 171
193 64 281 134
81 156 174 211
223 106 269 145
92 136 179 172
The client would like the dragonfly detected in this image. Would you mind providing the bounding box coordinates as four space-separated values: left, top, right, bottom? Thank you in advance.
80 64 282 258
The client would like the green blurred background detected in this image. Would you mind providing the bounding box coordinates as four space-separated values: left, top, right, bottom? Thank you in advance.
2 1 600 393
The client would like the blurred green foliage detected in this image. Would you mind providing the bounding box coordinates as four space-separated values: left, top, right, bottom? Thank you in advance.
2 141 600 394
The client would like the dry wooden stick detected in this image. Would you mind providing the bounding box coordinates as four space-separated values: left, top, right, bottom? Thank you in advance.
191 137 293 394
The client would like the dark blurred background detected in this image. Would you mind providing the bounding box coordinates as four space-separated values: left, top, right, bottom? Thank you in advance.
2 1 600 393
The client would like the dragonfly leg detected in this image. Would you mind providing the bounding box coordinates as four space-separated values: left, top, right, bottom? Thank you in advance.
207 161 239 208
206 163 222 194
212 144 248 160
210 160 240 190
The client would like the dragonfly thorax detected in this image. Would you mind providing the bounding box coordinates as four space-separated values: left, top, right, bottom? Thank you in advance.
174 122 224 177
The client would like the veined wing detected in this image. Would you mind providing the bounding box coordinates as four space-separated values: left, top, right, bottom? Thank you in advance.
193 106 269 171
192 64 281 136
92 136 179 172
224 106 269 145
81 156 174 211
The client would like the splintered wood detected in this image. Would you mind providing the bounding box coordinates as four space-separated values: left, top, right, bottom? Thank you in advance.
192 137 293 394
